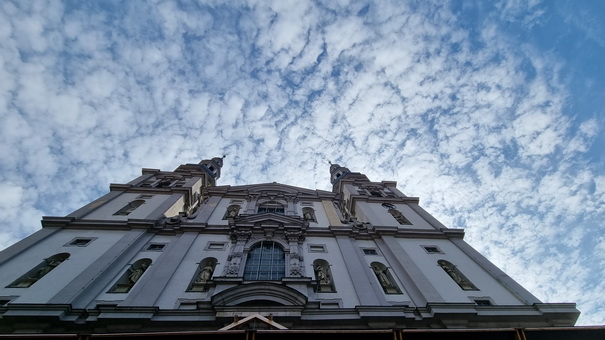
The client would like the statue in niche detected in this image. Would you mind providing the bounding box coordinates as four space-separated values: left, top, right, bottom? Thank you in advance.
372 264 392 287
315 264 331 285
438 260 477 290
195 263 214 283
227 205 240 219
128 262 148 284
303 208 316 221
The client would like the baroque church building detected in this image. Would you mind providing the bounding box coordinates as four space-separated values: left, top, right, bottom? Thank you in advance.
0 157 586 338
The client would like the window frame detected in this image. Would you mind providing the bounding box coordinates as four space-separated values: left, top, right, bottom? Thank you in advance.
243 241 286 281
65 237 97 247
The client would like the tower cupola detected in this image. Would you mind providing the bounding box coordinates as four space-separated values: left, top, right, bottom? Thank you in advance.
199 156 225 180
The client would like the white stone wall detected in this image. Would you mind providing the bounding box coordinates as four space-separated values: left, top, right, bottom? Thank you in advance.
83 193 180 220
155 234 232 309
0 229 126 303
396 238 524 305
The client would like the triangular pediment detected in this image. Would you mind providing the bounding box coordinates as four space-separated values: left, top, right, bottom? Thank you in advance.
218 313 288 330
233 213 305 227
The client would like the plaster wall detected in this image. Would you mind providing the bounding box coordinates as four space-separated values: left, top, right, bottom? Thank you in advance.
207 198 239 225
298 201 329 227
396 238 525 305
355 239 411 304
0 229 126 303
92 239 168 303
304 236 360 307
357 202 435 229
155 234 232 309
83 193 179 220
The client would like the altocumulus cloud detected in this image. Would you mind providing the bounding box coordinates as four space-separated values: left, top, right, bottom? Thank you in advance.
0 0 604 325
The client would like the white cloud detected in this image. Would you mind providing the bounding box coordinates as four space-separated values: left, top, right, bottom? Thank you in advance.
0 0 603 326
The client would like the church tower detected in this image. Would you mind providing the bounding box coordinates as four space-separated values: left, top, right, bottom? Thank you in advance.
0 159 581 335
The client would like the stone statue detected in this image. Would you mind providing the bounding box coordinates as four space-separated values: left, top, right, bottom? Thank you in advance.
372 264 392 287
195 263 214 283
227 206 239 218
315 265 331 284
128 263 148 284
439 261 476 290
304 210 314 221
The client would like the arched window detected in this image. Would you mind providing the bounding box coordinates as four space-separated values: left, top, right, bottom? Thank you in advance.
257 201 285 214
371 262 402 294
7 253 70 288
243 241 285 281
114 200 145 216
313 259 335 292
382 203 412 225
108 258 152 293
438 260 478 290
223 205 241 219
189 257 217 292
302 207 316 222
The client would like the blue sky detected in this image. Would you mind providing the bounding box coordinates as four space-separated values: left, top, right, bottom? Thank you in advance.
0 0 603 325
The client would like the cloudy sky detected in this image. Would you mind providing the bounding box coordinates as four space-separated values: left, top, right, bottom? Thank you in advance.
1 0 604 325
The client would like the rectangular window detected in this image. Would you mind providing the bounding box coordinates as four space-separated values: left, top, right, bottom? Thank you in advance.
362 248 378 255
146 244 165 251
474 299 492 306
422 246 443 254
308 244 327 253
137 194 154 200
206 242 227 251
65 238 96 247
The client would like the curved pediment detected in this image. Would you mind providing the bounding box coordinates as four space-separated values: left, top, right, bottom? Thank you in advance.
211 282 307 307
233 213 306 228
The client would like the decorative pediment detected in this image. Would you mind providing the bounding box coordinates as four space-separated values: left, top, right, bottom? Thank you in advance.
231 213 307 228
219 313 288 330
212 282 307 307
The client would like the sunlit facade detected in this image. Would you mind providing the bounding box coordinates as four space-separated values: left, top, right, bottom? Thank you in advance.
0 157 582 335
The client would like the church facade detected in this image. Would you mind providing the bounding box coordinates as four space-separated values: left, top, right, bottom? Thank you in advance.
0 157 580 334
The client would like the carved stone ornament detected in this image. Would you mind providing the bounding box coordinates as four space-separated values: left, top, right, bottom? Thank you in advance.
290 264 303 276
230 230 252 242
285 231 305 243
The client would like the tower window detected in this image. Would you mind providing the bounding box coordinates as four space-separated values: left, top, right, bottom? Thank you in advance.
113 200 145 216
382 204 412 225
243 241 285 281
146 244 165 251
474 299 492 306
423 246 443 254
369 189 383 197
66 238 95 247
362 248 378 255
257 201 285 214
